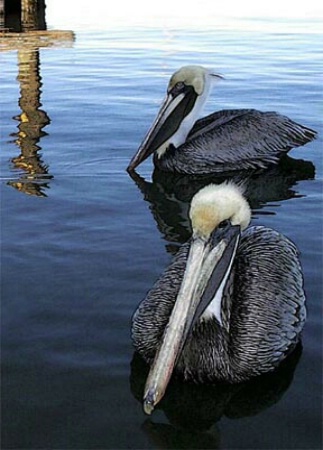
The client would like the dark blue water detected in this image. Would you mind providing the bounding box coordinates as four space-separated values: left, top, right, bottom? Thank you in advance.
1 16 322 449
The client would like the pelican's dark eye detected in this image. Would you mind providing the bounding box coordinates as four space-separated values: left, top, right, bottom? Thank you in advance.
218 220 229 229
170 81 186 96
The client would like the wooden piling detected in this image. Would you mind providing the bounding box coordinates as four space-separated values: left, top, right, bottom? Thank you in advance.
21 0 38 31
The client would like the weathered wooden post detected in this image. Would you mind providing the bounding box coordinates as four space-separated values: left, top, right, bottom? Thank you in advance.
0 0 4 29
21 0 38 31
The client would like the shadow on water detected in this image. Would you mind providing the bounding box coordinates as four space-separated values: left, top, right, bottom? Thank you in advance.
128 156 315 252
130 344 303 449
1 0 74 196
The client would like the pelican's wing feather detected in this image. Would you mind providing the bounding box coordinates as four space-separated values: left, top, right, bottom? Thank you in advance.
162 109 316 174
229 225 306 376
131 243 190 363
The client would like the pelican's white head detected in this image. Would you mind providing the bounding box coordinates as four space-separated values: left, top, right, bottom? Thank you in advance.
168 65 222 96
127 65 223 171
190 182 251 239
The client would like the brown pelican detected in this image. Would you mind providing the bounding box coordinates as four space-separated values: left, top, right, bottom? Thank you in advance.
127 65 317 174
131 182 306 414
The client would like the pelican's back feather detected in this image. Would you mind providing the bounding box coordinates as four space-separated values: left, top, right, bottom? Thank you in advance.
155 109 317 174
227 226 306 378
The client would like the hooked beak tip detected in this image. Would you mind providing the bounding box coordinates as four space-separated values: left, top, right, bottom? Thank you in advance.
127 142 150 172
127 156 140 172
143 390 157 415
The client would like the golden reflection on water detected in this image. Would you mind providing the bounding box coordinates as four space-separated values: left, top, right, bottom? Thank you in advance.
9 47 51 196
1 1 74 196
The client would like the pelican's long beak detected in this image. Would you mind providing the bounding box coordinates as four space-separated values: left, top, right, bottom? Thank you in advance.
143 222 240 415
127 84 198 171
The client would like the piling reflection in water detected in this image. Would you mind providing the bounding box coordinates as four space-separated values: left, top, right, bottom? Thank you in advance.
8 48 51 196
1 0 74 196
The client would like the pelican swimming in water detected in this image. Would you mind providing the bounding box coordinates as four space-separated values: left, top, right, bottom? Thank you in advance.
127 65 317 174
131 182 306 414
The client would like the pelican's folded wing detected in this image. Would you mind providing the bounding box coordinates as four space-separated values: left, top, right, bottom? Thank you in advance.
161 109 317 174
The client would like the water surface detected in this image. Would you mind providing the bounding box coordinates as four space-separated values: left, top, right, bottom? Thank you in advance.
1 17 322 449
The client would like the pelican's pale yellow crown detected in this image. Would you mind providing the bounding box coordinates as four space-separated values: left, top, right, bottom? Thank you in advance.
168 65 207 95
189 183 251 239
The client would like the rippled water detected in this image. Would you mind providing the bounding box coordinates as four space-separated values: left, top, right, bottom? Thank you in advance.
1 17 322 449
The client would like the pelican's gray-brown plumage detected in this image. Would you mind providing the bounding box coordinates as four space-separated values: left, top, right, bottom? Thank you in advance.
131 183 306 414
127 65 317 174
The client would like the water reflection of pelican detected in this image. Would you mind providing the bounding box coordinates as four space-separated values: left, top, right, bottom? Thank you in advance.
130 343 302 439
132 183 306 414
128 156 315 247
127 66 317 174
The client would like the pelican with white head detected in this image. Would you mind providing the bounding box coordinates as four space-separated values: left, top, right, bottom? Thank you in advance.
143 182 251 414
127 65 316 174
